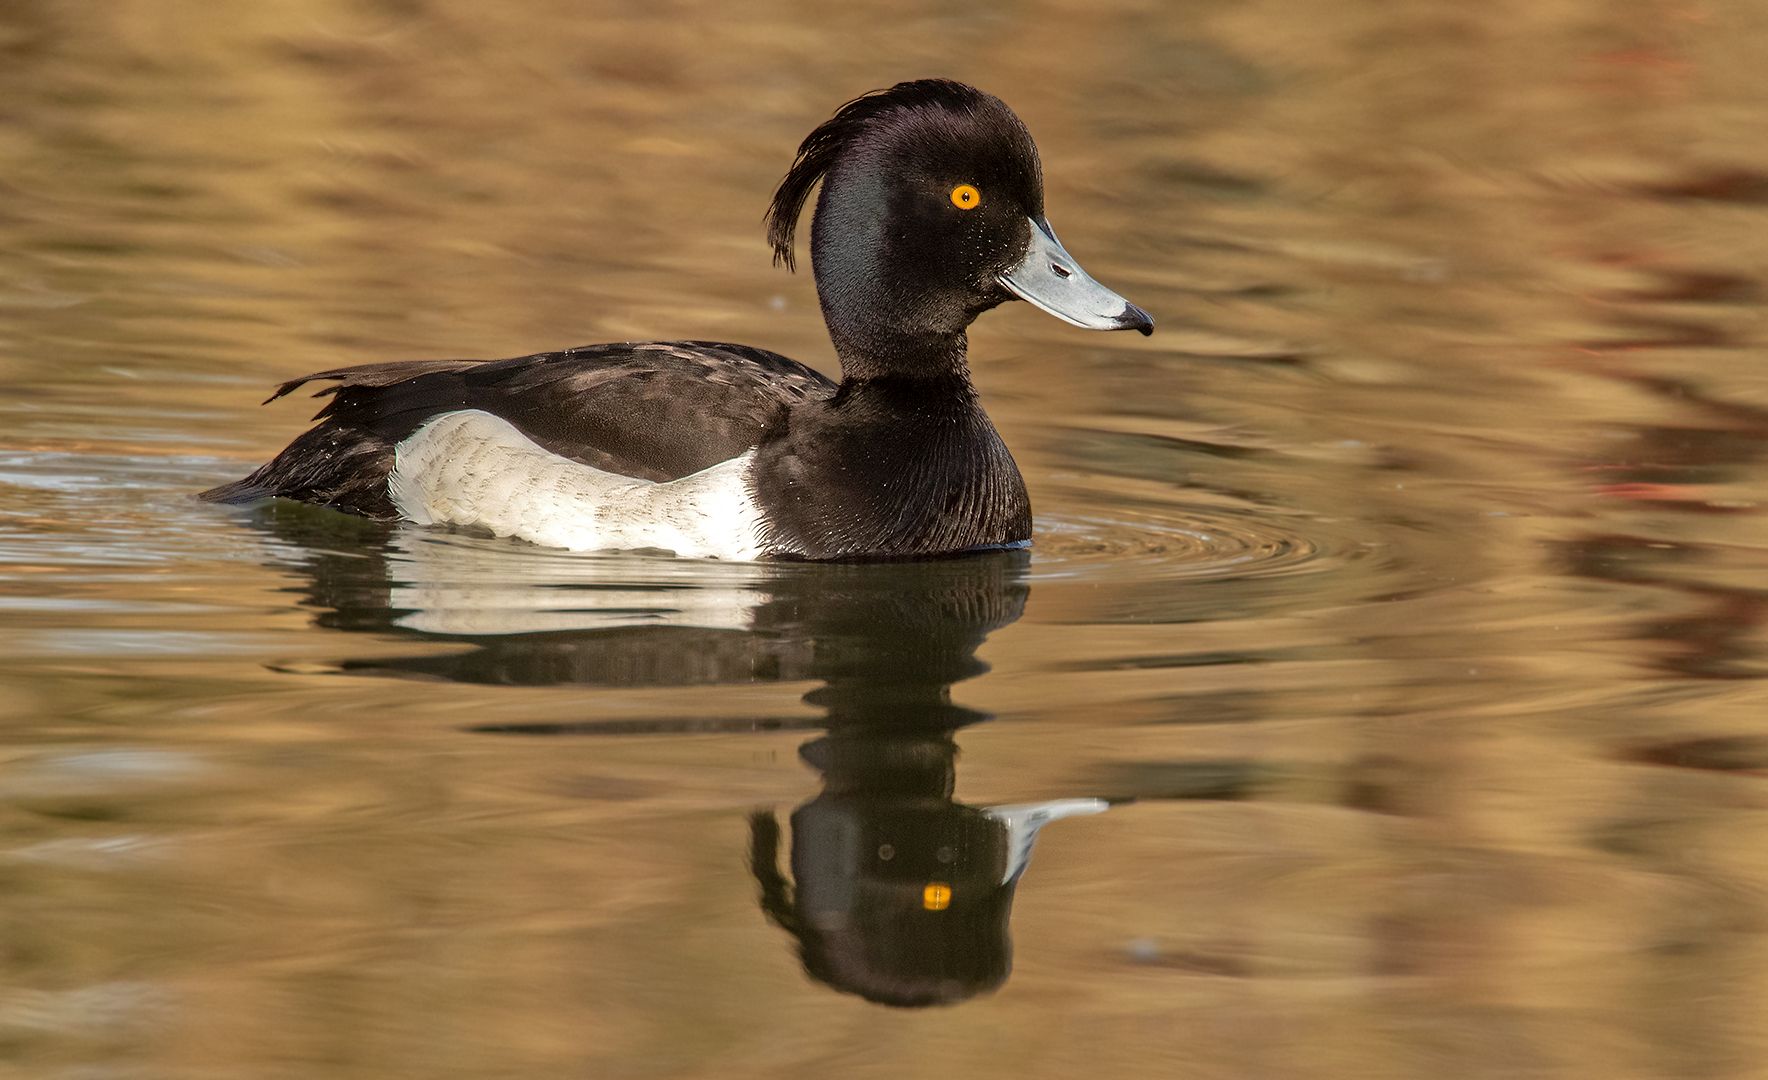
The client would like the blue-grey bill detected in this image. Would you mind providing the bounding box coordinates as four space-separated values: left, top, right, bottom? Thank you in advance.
998 217 1154 335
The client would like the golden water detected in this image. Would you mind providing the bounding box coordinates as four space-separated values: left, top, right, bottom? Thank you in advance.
3 1 1767 1076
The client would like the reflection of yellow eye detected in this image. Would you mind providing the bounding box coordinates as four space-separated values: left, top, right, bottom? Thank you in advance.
950 184 981 210
923 883 953 910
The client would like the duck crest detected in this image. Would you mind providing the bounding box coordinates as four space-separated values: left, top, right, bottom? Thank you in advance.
767 79 1014 272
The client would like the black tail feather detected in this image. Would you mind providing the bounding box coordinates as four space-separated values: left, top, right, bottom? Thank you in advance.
199 422 401 519
197 476 275 505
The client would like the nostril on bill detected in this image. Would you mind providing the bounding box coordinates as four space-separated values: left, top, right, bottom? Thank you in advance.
1050 262 1072 279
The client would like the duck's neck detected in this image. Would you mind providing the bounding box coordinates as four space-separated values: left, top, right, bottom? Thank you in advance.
823 367 982 421
826 323 971 382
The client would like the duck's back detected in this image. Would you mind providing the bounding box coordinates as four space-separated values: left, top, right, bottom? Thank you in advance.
202 341 836 520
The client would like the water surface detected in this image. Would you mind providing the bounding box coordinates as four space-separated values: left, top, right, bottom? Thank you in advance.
3 2 1768 1077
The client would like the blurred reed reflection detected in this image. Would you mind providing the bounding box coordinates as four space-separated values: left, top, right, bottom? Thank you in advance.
249 502 1114 1007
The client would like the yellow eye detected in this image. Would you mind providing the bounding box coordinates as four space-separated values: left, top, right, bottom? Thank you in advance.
950 184 981 210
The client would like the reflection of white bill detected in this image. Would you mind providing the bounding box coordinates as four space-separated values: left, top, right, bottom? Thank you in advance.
984 798 1110 884
384 528 775 637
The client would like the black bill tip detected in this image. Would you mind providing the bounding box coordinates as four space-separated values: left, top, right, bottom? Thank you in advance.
1119 302 1155 336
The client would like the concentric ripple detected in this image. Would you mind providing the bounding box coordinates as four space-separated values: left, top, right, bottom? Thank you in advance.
1021 492 1410 624
1031 504 1342 583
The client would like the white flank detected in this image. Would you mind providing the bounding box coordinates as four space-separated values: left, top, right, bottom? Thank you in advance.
389 410 766 560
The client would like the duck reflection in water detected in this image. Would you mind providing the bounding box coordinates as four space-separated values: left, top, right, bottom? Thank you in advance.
741 574 1106 1008
251 504 1111 1007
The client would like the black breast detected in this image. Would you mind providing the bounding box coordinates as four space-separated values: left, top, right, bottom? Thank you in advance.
750 377 1031 560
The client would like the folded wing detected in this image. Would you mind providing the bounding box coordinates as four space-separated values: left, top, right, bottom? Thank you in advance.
201 341 836 519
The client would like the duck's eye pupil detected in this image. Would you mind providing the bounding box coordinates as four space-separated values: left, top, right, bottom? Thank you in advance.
950 184 981 210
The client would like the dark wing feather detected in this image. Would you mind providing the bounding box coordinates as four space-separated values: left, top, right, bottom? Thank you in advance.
202 341 836 519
